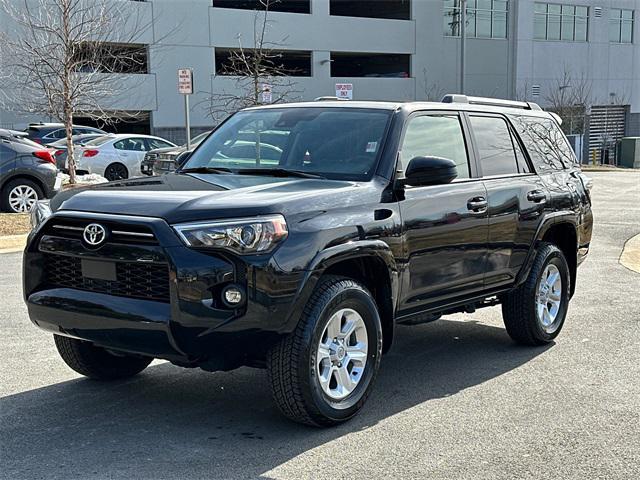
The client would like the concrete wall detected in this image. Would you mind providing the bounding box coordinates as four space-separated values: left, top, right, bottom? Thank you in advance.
1 0 639 134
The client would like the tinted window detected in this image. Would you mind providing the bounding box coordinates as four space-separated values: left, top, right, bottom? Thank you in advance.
47 129 66 139
147 139 174 150
470 116 519 176
509 115 574 170
186 108 391 181
114 138 147 151
401 115 470 179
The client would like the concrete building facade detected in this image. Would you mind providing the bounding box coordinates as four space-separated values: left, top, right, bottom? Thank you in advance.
1 0 638 145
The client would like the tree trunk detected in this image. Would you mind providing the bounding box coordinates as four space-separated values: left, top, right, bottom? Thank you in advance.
64 103 75 185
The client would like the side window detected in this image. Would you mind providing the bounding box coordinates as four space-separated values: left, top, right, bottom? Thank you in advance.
509 115 575 170
48 129 66 139
401 115 470 179
469 116 519 176
512 131 532 174
114 138 147 151
147 138 173 150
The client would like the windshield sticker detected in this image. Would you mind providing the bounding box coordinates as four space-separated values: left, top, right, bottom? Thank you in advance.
366 141 378 153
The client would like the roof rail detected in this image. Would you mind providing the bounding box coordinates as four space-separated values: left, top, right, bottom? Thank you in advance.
441 94 542 111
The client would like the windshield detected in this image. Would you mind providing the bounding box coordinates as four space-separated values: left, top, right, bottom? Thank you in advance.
183 108 391 180
84 135 115 147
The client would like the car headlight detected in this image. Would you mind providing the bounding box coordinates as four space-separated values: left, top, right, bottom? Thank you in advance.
173 215 288 254
30 200 52 230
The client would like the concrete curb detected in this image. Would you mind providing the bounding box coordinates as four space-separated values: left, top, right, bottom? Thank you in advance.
620 233 640 274
0 234 27 254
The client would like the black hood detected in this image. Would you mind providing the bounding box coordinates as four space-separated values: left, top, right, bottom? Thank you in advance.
51 173 378 224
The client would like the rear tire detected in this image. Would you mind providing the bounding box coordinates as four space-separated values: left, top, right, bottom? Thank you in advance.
267 276 383 426
54 335 152 380
104 163 129 181
502 242 570 345
1 178 43 213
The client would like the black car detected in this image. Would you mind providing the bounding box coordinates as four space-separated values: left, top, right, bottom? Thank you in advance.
25 123 106 146
24 96 593 426
0 129 59 213
141 130 211 176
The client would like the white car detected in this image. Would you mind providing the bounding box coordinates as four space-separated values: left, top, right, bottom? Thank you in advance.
73 134 176 181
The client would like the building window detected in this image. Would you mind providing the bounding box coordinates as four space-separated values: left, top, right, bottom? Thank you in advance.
212 0 310 14
610 9 634 43
74 43 149 74
534 3 588 41
215 49 312 76
443 0 508 39
330 0 411 20
330 52 410 78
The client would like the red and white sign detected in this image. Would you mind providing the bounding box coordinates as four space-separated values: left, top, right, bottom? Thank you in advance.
178 68 193 95
335 83 353 100
260 83 273 104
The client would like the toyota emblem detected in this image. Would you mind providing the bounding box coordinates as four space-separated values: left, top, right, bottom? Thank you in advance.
83 223 107 246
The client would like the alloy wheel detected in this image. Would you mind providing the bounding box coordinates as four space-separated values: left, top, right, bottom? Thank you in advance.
536 263 563 333
315 308 368 400
8 185 38 213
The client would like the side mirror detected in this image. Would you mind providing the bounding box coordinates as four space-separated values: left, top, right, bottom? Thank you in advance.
403 156 458 187
175 151 192 166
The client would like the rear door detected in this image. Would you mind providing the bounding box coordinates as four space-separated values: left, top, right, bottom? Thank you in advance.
397 112 489 314
467 113 548 288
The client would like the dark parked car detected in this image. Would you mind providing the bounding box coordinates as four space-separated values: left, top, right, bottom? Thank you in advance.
25 123 106 146
49 133 105 170
0 129 59 212
24 96 593 426
141 130 211 176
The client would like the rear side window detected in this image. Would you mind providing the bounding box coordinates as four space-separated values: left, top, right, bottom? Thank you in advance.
469 116 519 176
509 115 575 171
47 129 66 139
401 115 470 179
114 138 147 151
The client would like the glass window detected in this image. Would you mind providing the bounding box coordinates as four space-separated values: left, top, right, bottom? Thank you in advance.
114 138 147 152
185 108 392 181
443 0 508 39
534 2 589 41
147 138 174 150
609 8 634 43
470 116 519 176
509 115 575 170
401 115 470 179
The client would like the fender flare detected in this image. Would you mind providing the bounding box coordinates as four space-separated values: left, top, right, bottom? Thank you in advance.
282 240 399 338
515 211 578 288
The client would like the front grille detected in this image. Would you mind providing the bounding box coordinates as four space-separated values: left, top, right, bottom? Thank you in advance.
44 254 171 302
43 218 158 246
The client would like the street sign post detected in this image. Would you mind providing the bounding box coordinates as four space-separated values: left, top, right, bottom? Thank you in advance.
260 83 273 104
335 83 353 100
178 69 193 148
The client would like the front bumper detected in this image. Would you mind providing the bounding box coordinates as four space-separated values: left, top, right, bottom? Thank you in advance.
23 211 303 369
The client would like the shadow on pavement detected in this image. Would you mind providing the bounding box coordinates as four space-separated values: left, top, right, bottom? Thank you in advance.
1 318 550 479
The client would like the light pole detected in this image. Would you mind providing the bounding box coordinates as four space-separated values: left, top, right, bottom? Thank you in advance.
460 0 467 94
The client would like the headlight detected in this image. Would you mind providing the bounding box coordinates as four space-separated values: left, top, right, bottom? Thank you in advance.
30 200 52 230
173 215 288 254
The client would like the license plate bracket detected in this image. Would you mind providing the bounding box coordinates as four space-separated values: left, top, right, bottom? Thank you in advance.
81 259 117 282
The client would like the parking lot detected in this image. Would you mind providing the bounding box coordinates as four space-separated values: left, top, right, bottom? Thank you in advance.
1 171 638 480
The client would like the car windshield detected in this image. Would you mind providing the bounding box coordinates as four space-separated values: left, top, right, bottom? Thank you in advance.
183 108 391 180
84 135 115 147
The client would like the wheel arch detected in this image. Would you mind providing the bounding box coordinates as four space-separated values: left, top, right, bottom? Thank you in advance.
285 240 399 354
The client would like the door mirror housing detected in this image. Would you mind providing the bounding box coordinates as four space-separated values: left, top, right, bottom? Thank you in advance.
402 156 458 187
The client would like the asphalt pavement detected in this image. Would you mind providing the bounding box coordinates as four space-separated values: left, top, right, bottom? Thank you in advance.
1 171 639 480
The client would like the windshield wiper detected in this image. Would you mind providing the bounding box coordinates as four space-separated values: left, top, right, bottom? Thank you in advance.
236 168 325 179
179 166 233 175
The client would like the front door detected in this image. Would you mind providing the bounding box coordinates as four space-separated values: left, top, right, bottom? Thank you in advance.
397 113 489 315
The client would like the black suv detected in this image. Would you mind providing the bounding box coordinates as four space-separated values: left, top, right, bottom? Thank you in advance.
24 96 592 426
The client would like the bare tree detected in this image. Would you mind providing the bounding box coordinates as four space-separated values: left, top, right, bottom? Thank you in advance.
205 0 300 122
0 0 156 183
422 68 446 102
544 66 592 135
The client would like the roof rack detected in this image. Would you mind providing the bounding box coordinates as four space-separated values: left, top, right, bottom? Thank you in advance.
441 94 542 111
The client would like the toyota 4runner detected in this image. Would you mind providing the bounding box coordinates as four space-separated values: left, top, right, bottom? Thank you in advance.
24 95 593 426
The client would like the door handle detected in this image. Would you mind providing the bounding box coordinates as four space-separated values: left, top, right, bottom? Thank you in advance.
527 190 546 203
467 196 488 213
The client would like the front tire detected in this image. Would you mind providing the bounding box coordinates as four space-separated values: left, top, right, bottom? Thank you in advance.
54 335 152 380
267 276 383 426
502 242 570 345
1 178 43 213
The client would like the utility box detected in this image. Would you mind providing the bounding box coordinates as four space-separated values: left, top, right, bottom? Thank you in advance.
618 137 640 169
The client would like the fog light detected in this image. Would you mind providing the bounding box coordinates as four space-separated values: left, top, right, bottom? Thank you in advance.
222 285 244 307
